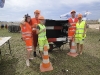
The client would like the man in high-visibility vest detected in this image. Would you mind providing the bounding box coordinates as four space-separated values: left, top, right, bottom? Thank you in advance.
68 10 78 49
31 10 40 57
74 14 86 55
36 16 49 57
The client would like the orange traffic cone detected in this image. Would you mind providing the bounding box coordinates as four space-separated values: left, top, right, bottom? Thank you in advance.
40 46 53 72
67 38 78 57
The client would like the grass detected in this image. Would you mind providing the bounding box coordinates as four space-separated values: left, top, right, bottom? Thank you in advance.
0 28 100 75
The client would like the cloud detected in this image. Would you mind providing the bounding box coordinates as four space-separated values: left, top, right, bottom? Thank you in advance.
0 0 100 21
5 0 100 9
60 0 100 6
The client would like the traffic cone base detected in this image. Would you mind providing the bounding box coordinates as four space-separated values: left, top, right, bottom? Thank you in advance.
67 52 78 57
40 62 53 72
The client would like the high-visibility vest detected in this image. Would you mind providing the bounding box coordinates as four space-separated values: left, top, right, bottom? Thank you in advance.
38 24 47 40
21 22 32 40
68 18 78 37
75 21 86 40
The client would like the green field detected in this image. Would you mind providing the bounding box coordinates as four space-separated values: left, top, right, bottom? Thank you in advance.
0 29 100 75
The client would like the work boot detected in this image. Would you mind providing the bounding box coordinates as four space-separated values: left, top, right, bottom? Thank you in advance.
33 51 36 57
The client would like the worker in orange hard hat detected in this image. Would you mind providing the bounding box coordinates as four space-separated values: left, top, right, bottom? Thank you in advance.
74 14 87 55
36 16 49 58
77 14 82 18
31 10 40 57
68 10 78 49
20 15 33 66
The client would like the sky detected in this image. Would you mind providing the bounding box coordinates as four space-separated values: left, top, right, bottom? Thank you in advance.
0 0 100 21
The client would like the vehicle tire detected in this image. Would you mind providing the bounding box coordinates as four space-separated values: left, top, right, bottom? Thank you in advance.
49 44 53 52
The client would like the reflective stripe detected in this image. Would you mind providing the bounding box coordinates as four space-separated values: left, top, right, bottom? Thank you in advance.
43 59 49 63
69 26 76 27
72 42 75 46
46 26 54 29
22 32 26 34
32 28 36 30
22 35 26 38
26 46 32 48
68 36 73 41
25 34 31 36
22 32 31 33
69 30 75 31
26 32 31 33
44 51 48 55
68 37 72 41
69 26 76 28
44 44 49 46
48 37 66 42
27 49 32 51
70 23 76 24
46 26 62 30
68 37 72 39
68 36 72 38
56 38 66 41
70 49 76 53
22 32 31 34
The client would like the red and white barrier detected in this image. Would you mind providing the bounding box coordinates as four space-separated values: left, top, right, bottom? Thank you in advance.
48 38 66 42
46 26 62 30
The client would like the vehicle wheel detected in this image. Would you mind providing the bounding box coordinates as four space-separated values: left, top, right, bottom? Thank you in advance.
49 44 53 52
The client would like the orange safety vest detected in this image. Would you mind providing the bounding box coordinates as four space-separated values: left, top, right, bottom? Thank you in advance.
21 22 32 40
68 18 78 37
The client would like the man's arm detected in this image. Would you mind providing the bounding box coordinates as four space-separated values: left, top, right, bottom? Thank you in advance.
83 22 87 37
36 26 46 34
36 25 40 34
68 21 71 27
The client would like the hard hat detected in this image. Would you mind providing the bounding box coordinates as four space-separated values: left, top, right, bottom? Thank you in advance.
38 16 45 20
71 10 76 13
34 10 40 14
78 14 83 18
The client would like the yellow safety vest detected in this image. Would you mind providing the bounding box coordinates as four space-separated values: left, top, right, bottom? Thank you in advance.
75 21 86 40
38 24 47 40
